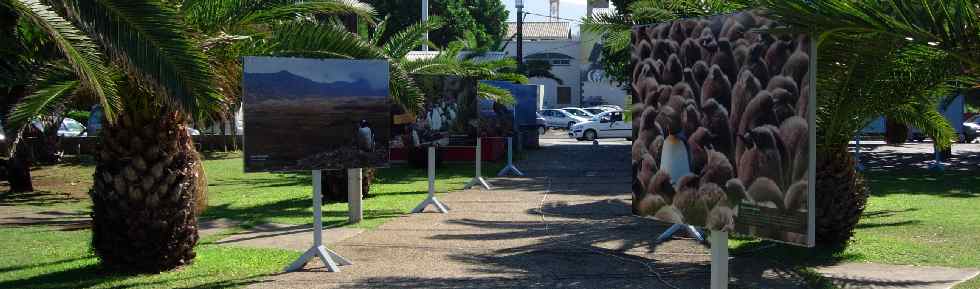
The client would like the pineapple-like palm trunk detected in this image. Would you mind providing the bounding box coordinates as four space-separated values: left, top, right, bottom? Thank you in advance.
90 110 200 272
815 146 870 248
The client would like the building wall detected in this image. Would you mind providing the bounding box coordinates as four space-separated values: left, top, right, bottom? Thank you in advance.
504 40 582 109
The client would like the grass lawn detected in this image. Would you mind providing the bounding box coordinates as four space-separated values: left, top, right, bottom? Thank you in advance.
731 170 980 289
0 151 504 289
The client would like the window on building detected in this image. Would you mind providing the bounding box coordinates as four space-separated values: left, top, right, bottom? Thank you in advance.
557 87 571 104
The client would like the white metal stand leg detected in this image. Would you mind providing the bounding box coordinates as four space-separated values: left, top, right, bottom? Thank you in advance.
348 168 363 224
853 137 865 172
497 137 524 176
929 143 945 171
655 224 706 243
710 231 729 289
284 170 353 273
412 146 449 213
464 138 492 190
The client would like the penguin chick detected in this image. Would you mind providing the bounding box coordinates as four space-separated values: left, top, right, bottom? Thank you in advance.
766 39 792 78
636 193 668 216
744 43 771 88
797 77 810 118
746 177 785 210
638 153 658 190
680 38 702 67
770 88 797 123
700 149 734 188
654 205 685 224
647 170 676 204
656 106 682 136
674 182 726 226
738 125 786 189
662 53 684 85
782 49 810 86
682 101 701 138
687 127 710 174
707 205 736 232
700 99 734 162
730 69 762 134
636 77 660 107
649 135 665 165
669 21 687 44
693 61 710 87
701 65 733 112
725 178 746 208
767 75 799 103
779 116 809 183
683 68 702 107
784 180 808 212
711 39 738 84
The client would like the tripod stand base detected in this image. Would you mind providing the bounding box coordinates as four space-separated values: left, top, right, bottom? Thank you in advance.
655 224 706 243
285 245 352 272
497 165 524 177
464 177 492 190
412 195 450 213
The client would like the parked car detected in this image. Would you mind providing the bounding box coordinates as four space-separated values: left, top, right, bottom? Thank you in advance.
535 112 548 135
964 115 979 143
540 109 590 129
569 110 631 141
32 118 86 137
560 107 595 119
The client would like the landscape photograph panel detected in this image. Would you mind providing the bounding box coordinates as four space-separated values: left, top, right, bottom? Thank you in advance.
392 74 479 148
630 11 814 246
243 56 391 172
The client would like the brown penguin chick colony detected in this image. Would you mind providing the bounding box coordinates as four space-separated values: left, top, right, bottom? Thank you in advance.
637 153 658 190
656 106 683 135
648 135 665 165
680 38 702 67
682 101 702 137
673 82 696 101
692 60 710 87
766 75 799 103
654 206 685 224
744 43 771 88
724 178 746 208
661 53 685 85
700 99 734 162
766 39 792 78
636 193 668 216
770 88 797 123
797 72 810 118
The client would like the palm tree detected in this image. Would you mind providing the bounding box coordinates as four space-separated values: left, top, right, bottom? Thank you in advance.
753 0 980 247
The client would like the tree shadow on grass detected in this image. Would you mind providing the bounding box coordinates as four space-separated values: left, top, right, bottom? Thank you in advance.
864 171 979 198
0 190 81 207
202 196 403 229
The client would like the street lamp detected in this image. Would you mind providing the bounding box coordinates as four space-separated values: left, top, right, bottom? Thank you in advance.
515 0 524 71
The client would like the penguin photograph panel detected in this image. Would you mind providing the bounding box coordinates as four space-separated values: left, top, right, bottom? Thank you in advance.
243 57 391 172
630 10 815 246
391 75 480 149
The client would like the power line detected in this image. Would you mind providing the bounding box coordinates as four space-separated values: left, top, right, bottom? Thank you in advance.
521 11 583 23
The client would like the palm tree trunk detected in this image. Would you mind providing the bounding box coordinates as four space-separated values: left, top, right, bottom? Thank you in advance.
885 118 909 144
2 85 34 193
815 145 870 247
90 110 200 273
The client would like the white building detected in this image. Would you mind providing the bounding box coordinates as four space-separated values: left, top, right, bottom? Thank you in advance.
502 0 627 109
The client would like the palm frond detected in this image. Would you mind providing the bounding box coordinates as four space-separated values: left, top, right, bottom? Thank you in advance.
6 0 118 122
382 17 444 59
60 0 221 120
181 0 376 32
8 78 79 130
478 82 514 105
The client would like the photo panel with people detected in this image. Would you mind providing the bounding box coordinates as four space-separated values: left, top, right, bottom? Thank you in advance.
242 56 391 172
630 10 816 246
391 74 480 150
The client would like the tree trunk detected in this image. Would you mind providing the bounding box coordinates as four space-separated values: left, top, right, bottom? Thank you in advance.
90 110 200 273
321 168 375 203
884 118 908 144
815 146 870 248
2 85 33 193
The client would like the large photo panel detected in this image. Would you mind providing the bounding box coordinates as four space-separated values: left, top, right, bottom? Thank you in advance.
391 74 479 148
630 10 816 246
243 57 391 172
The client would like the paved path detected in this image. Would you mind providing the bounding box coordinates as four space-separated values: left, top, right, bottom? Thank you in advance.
816 263 980 289
240 138 806 289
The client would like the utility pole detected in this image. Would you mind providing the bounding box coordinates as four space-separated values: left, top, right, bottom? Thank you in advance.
516 0 524 72
422 0 429 51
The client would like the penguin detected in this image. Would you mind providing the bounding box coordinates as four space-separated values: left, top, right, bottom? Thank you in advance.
784 180 808 211
767 75 799 103
692 61 710 88
779 116 809 183
680 38 702 67
700 149 734 188
660 129 693 185
662 53 684 85
711 39 739 84
766 39 792 78
781 49 810 86
700 98 734 164
738 125 787 190
746 177 785 210
770 88 797 124
730 69 762 134
701 65 732 112
707 205 735 231
356 120 374 152
683 68 702 107
744 43 771 88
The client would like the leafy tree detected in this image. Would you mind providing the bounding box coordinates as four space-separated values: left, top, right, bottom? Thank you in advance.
364 0 507 50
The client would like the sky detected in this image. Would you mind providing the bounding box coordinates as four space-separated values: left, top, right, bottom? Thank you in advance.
244 56 389 92
504 0 617 33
